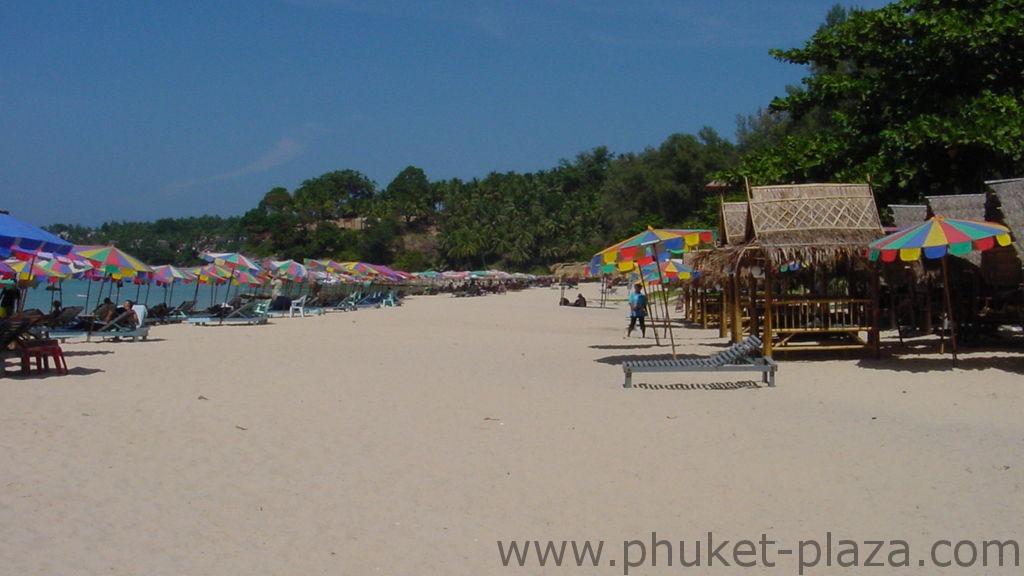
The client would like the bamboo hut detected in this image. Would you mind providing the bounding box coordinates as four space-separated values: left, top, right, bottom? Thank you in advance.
985 178 1024 281
697 183 885 356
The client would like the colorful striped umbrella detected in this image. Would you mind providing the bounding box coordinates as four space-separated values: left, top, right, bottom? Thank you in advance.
267 259 307 281
200 251 262 272
639 259 700 284
868 216 1012 261
589 228 715 275
151 264 195 285
3 258 72 283
867 216 1013 364
72 245 153 278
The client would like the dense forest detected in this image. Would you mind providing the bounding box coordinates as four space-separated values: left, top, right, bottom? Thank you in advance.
47 1 1024 272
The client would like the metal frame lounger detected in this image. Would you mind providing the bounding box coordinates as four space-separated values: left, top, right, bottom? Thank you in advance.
622 335 777 388
188 300 269 326
49 310 150 342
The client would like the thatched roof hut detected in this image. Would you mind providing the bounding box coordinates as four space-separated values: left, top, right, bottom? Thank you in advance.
889 204 927 229
986 178 1024 259
745 183 884 265
694 183 884 282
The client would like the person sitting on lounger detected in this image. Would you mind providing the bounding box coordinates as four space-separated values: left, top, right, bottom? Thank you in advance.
93 298 117 322
573 294 587 307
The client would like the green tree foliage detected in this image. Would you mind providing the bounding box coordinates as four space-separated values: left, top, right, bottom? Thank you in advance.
293 170 376 220
47 216 242 266
734 0 1024 204
380 166 436 226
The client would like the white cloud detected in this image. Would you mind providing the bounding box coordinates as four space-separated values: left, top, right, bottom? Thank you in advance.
164 137 306 192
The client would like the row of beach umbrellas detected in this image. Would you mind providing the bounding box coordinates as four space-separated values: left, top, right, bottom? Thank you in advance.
1 213 536 313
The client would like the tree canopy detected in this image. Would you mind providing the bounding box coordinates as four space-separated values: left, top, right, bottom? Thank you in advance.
733 0 1024 205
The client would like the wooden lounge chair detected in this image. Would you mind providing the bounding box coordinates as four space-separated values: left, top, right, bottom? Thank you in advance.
622 335 777 388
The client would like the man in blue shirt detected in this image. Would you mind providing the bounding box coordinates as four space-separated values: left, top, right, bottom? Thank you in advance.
627 283 647 338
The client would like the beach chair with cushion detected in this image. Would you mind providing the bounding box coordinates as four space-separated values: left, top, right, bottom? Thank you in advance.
44 306 84 329
188 300 269 326
621 335 777 388
49 309 150 342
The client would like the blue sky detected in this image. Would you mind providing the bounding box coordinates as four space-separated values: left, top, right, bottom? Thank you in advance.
2 0 891 226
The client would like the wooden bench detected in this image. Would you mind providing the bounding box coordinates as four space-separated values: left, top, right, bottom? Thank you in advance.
622 335 777 388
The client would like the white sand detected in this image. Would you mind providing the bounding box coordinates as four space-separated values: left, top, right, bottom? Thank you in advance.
2 285 1022 574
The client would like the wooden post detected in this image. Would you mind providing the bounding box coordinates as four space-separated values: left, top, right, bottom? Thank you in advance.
941 256 958 366
763 263 774 358
749 276 759 336
870 260 881 358
700 288 708 329
719 280 729 339
730 272 742 343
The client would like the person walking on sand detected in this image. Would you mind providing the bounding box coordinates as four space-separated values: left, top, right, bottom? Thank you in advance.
626 283 647 338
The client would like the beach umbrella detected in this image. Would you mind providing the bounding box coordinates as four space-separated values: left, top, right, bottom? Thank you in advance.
3 258 73 283
200 251 261 272
639 259 700 284
72 245 153 308
268 259 307 281
868 216 1013 364
72 245 153 278
0 211 74 257
152 264 196 305
199 252 263 301
589 228 715 275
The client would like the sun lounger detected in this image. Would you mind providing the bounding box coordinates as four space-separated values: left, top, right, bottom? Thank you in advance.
188 300 269 326
49 310 150 342
622 335 777 388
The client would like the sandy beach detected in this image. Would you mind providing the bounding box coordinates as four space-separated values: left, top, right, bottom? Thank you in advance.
2 285 1022 574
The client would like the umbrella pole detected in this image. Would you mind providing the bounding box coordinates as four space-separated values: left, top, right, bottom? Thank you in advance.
634 262 660 346
941 255 958 366
651 243 676 358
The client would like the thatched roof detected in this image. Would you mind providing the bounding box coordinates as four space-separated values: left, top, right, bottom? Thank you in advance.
986 178 1024 259
745 183 884 264
719 201 750 245
889 204 927 229
549 262 589 279
926 193 986 220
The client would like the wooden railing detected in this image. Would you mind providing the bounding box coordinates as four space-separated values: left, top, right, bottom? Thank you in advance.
767 298 876 353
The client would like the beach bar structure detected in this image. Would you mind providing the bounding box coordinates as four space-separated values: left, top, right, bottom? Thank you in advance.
696 183 886 357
